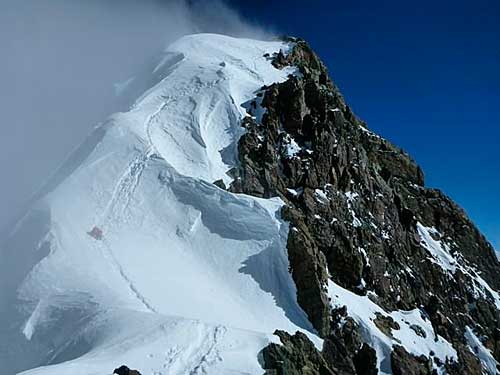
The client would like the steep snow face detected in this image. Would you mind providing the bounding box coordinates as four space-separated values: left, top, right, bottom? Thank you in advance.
0 34 315 375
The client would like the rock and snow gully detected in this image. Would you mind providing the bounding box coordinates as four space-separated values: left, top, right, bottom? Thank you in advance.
0 34 499 375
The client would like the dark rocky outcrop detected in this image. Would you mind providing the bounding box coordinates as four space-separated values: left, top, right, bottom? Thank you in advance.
113 365 142 375
230 38 500 374
373 313 400 340
262 330 337 375
352 344 378 375
321 317 377 375
390 346 433 375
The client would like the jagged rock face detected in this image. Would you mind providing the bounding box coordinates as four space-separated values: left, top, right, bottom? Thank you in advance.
321 315 378 375
262 330 337 375
390 345 433 375
230 39 500 374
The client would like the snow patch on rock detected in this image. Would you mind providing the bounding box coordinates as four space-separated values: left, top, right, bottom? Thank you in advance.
464 326 499 375
328 280 457 375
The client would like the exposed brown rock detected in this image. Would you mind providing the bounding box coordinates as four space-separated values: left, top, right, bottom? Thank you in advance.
353 344 378 375
234 38 500 373
391 345 433 375
374 313 400 340
261 330 337 375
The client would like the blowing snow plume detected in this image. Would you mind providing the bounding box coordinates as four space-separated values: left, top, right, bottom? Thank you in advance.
0 0 270 233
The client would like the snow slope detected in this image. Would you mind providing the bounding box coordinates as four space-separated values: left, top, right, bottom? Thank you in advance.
0 34 317 375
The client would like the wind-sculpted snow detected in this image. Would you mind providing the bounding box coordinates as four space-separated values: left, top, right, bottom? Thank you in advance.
0 34 316 375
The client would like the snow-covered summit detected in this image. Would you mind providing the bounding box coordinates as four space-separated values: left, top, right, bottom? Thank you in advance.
5 30 497 375
0 34 314 375
126 33 296 184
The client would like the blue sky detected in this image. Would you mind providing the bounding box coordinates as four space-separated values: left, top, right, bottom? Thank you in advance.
231 0 500 249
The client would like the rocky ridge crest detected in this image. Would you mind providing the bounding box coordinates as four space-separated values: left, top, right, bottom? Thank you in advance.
229 38 500 374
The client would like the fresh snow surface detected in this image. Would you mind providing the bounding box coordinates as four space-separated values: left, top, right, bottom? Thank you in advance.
0 34 319 375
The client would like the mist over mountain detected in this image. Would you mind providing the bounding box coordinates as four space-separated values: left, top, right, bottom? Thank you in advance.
0 0 269 231
1 2 499 375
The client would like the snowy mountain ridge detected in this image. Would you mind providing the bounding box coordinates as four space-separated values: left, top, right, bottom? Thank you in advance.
0 34 316 375
1 33 499 375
